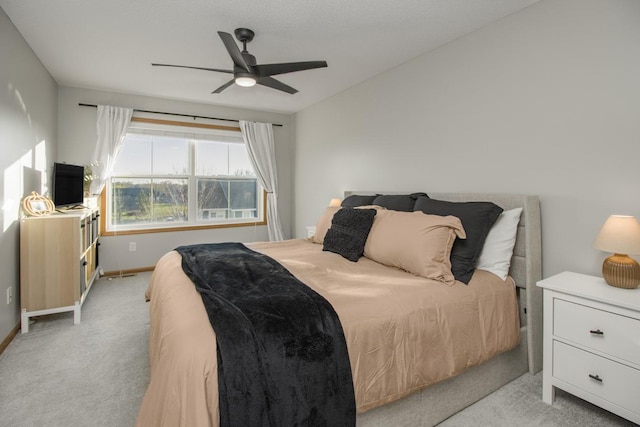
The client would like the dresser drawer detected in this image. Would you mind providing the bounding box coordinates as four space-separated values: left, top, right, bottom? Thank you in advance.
554 299 640 365
553 341 640 416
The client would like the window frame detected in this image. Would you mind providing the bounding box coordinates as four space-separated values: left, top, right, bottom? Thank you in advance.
99 118 267 236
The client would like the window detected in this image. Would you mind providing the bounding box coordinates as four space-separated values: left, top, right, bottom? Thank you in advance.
105 128 264 234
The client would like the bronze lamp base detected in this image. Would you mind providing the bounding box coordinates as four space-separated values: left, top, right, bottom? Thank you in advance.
602 253 640 289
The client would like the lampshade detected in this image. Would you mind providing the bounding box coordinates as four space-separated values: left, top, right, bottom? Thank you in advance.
235 75 256 87
593 215 640 289
329 198 341 207
593 215 640 255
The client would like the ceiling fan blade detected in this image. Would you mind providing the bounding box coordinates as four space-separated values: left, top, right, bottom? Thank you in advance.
257 76 298 94
152 63 233 74
254 61 327 77
217 31 251 72
212 79 235 94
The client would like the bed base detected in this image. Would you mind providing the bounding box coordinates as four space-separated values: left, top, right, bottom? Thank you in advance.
357 327 528 426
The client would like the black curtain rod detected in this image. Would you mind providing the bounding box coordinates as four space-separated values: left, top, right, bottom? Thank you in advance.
78 103 283 127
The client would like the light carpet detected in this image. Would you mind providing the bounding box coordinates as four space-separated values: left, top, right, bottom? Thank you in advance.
0 273 150 427
0 272 635 426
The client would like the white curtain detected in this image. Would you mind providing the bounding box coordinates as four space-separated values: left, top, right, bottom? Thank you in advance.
90 105 133 196
239 120 285 241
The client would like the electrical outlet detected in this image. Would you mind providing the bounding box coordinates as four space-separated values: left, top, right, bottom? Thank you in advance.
6 287 13 305
129 242 137 252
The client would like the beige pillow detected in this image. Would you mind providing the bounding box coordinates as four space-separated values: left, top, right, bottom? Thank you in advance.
312 206 341 244
364 210 466 285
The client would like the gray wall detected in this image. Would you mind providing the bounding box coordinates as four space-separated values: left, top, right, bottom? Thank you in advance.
0 7 58 338
293 0 640 279
57 86 294 273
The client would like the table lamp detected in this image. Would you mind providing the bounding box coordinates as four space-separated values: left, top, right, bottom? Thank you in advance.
593 215 640 289
329 198 342 207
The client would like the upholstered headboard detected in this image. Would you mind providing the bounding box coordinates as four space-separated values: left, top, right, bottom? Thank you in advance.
344 191 543 374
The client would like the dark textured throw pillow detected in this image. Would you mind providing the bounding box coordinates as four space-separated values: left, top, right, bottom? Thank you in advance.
414 197 503 284
372 192 429 212
323 208 377 262
341 194 379 207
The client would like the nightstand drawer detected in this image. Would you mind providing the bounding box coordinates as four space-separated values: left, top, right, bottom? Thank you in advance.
554 299 640 365
554 341 640 416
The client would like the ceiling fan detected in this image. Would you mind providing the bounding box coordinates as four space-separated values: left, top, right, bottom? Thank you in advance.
152 28 328 95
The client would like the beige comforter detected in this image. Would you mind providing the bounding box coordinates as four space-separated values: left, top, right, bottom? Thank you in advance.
136 239 519 427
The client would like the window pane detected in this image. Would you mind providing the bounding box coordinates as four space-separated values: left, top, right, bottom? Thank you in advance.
196 141 229 176
110 178 188 226
229 144 255 177
113 135 152 175
230 180 257 218
196 178 257 220
152 178 188 223
111 178 152 226
197 179 230 219
153 137 189 175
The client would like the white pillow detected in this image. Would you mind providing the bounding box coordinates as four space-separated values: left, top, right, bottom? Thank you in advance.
476 207 523 280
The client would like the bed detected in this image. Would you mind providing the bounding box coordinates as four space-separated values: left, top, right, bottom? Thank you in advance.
136 192 542 427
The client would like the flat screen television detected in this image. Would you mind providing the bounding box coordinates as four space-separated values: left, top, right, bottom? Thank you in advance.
52 162 85 208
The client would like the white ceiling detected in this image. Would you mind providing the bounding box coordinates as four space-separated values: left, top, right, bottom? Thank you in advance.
1 0 539 114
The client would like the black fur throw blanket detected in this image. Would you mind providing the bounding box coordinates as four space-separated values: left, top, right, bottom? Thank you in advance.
175 243 355 427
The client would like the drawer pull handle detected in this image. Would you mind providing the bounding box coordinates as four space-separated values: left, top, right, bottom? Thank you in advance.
588 374 603 383
589 329 604 335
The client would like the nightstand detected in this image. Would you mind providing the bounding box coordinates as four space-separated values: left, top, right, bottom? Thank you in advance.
537 272 640 424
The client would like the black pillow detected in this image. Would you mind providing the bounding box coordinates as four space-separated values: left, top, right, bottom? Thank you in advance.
414 197 503 284
323 208 377 262
372 192 429 212
341 194 379 207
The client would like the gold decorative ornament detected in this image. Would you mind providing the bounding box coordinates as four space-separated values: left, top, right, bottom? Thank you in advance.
22 192 55 216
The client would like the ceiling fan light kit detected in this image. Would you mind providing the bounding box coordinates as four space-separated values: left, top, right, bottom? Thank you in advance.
152 28 327 94
234 73 257 87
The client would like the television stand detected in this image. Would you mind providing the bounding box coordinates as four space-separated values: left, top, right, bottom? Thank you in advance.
20 207 101 332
